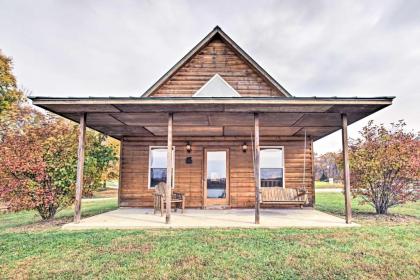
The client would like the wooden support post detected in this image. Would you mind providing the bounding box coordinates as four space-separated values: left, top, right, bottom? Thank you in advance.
74 113 86 223
117 139 123 207
254 113 260 224
166 113 173 224
341 114 352 224
311 138 315 206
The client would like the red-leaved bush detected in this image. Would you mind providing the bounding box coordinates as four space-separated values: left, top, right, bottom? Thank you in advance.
0 107 117 220
0 111 77 219
350 120 420 214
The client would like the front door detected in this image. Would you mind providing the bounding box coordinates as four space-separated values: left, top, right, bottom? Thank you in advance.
204 149 229 207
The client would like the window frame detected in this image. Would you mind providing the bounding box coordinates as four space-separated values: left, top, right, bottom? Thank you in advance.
259 146 285 188
148 146 176 189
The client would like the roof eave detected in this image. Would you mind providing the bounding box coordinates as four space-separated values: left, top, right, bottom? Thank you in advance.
30 96 395 105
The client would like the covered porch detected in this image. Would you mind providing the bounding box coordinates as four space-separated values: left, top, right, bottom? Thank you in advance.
62 207 359 230
31 96 393 226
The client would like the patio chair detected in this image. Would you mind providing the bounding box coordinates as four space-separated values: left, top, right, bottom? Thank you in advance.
153 182 185 216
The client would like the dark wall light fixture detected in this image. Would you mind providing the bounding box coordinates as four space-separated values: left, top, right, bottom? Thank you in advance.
242 142 247 153
186 141 192 153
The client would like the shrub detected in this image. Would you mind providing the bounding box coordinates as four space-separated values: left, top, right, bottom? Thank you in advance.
0 109 117 219
350 120 419 214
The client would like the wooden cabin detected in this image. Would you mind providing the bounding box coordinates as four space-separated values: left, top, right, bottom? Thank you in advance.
31 26 393 224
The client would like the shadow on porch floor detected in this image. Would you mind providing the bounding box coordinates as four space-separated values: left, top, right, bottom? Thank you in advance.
62 208 359 230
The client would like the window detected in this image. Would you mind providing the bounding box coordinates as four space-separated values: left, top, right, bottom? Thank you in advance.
260 147 284 188
148 147 175 188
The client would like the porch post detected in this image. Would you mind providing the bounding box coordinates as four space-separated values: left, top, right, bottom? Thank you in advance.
117 139 123 207
166 113 173 224
254 113 260 224
74 113 86 223
341 114 352 224
311 138 315 206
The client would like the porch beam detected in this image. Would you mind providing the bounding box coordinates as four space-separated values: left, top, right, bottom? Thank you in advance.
166 113 173 224
254 113 260 224
74 113 86 223
341 114 352 223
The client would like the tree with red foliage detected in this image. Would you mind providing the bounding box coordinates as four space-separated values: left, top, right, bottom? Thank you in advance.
350 120 420 214
0 51 118 220
0 112 77 219
0 110 118 219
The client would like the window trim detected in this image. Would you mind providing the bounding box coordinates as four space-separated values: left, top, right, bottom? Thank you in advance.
148 146 176 189
259 146 285 188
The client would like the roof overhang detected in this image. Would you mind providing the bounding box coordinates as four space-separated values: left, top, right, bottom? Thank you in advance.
30 96 394 141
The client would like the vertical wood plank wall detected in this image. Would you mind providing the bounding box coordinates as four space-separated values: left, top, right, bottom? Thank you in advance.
119 137 314 208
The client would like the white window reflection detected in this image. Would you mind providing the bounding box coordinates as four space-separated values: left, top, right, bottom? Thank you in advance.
260 148 284 188
206 151 227 198
149 147 175 188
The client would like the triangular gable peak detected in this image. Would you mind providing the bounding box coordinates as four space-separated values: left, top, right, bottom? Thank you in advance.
143 27 292 98
193 74 241 97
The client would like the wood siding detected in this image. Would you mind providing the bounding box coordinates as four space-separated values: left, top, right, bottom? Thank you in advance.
150 38 284 97
119 137 314 208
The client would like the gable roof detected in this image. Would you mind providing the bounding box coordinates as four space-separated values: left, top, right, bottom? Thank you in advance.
141 26 292 97
193 74 241 97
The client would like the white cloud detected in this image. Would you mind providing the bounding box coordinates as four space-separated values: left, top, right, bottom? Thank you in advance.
0 0 418 153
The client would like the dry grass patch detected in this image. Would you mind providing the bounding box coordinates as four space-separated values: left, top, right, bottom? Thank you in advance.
6 217 72 233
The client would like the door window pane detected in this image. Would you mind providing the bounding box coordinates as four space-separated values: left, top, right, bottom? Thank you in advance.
206 151 227 198
260 148 283 188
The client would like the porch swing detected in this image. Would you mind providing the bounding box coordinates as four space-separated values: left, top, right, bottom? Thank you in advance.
254 129 308 208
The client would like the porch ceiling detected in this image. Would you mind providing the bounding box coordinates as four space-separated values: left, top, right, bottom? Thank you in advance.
30 97 394 140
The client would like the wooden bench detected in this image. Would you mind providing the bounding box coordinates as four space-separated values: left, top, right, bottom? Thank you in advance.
153 182 185 215
260 187 307 208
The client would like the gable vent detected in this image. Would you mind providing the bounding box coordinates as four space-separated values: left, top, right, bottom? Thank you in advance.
193 74 241 97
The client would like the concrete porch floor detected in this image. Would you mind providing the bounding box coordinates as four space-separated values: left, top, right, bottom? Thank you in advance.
63 208 359 230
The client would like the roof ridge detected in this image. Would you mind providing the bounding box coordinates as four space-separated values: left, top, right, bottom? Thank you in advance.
140 27 292 98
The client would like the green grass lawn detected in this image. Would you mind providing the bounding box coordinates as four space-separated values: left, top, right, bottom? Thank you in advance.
91 187 118 199
316 192 420 218
315 180 343 189
0 195 419 279
0 199 118 232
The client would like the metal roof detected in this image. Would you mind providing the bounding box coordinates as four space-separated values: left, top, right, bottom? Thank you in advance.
30 96 395 101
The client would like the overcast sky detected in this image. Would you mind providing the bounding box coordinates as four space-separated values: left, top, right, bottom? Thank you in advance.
1 0 419 153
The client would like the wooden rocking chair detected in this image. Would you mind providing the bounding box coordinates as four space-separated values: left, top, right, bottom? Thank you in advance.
153 182 185 215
